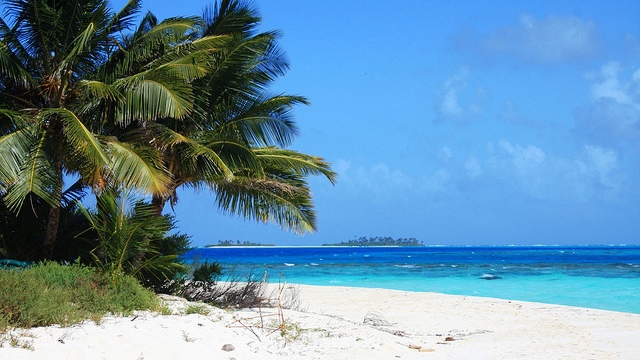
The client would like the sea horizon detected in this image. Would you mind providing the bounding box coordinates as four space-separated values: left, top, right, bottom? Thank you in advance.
198 243 639 248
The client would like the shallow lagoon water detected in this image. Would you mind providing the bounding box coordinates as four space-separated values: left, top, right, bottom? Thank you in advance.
184 245 640 314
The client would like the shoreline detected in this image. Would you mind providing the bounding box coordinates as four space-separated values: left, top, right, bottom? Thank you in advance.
2 284 639 359
198 244 639 248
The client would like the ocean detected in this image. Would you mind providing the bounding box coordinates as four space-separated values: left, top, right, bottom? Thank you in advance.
183 245 640 314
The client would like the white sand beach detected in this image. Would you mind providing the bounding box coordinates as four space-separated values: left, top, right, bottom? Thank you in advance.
2 284 639 359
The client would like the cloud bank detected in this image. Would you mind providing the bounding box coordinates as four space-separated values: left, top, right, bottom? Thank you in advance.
460 14 599 65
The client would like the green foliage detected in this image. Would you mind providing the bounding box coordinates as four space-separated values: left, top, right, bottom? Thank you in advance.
324 236 424 247
78 190 185 282
139 232 192 294
1 0 335 266
211 240 274 246
0 262 158 331
191 261 223 283
183 304 210 316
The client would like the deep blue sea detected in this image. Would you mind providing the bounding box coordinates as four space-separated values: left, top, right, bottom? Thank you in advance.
183 245 640 314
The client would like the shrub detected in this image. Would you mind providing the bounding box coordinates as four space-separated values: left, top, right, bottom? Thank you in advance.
0 262 158 331
191 261 223 283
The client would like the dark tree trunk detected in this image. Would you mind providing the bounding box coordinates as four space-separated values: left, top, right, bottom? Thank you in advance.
151 195 166 216
41 205 60 260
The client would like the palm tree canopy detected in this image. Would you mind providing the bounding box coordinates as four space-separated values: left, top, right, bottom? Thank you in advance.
0 0 336 260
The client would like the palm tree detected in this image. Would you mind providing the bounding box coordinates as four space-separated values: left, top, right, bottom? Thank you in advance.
119 0 337 234
77 189 183 281
0 0 207 259
0 0 335 261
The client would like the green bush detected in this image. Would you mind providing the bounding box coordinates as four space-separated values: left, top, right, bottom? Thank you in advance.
191 261 223 283
0 262 158 331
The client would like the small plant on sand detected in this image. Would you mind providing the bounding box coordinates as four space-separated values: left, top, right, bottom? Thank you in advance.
184 304 210 316
159 306 173 316
224 274 306 343
275 321 305 341
1 330 35 350
181 330 196 343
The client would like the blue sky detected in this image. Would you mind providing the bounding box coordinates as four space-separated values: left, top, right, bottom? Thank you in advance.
113 1 640 246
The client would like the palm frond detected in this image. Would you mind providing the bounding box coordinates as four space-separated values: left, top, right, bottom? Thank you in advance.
0 41 34 88
60 178 87 208
3 131 61 211
255 147 337 184
213 176 316 234
136 16 199 45
147 34 230 72
144 123 242 180
225 94 307 147
105 140 171 196
0 126 33 184
0 108 29 134
115 73 193 124
108 0 143 35
79 189 180 278
40 108 109 167
59 21 97 76
78 80 124 102
202 0 261 37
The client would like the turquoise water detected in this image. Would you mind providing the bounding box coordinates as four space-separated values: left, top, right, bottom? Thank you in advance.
184 246 640 314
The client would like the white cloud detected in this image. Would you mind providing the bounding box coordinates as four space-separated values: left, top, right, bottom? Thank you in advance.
333 159 351 176
477 15 598 65
465 156 482 178
419 169 453 194
491 140 579 200
577 145 624 191
336 161 414 199
370 163 412 189
498 140 545 166
575 62 640 145
434 67 481 121
489 139 628 202
589 62 637 105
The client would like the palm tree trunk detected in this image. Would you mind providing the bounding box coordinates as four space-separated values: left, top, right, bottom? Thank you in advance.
41 205 60 260
41 162 64 260
151 196 166 216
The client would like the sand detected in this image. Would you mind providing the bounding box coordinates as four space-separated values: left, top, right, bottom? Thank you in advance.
2 284 639 359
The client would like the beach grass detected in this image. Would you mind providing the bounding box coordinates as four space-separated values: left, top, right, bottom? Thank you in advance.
0 262 159 331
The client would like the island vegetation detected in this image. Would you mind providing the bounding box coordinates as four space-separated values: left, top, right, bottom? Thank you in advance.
0 0 334 332
207 240 275 247
323 236 424 247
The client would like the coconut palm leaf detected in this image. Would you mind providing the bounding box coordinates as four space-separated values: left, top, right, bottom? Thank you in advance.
79 189 183 279
0 126 32 182
105 140 171 196
254 147 337 184
213 175 316 233
3 131 61 211
201 0 260 37
78 80 124 102
219 94 306 147
0 41 34 88
40 108 109 166
59 22 98 76
114 72 194 123
107 0 143 35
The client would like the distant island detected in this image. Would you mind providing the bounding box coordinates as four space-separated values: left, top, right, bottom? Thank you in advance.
323 236 424 247
206 240 275 247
